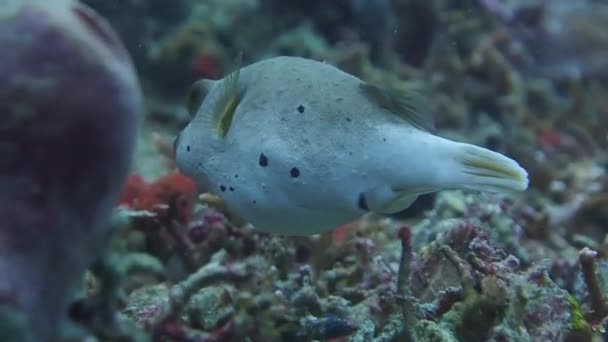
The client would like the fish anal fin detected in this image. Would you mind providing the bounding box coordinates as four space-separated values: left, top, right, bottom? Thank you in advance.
364 186 419 214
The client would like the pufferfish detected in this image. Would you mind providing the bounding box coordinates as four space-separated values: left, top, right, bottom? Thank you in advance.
174 56 528 235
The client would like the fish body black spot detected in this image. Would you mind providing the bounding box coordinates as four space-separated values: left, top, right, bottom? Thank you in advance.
229 187 235 192
259 153 268 167
357 193 369 211
346 117 351 122
186 145 190 152
297 105 305 113
290 167 300 178
220 185 226 192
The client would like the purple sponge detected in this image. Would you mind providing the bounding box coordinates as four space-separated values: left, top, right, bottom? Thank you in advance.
0 0 142 338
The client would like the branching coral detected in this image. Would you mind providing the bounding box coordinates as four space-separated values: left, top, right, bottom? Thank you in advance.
579 247 608 324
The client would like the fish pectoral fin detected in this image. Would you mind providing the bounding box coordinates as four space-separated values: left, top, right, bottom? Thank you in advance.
215 54 243 137
363 186 419 214
382 193 418 214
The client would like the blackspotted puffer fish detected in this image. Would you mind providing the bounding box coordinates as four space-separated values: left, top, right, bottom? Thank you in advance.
175 56 528 235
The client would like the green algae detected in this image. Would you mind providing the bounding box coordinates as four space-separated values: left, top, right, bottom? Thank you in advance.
567 295 591 334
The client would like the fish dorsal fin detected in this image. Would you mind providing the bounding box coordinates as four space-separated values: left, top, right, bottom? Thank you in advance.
215 52 243 137
359 82 434 132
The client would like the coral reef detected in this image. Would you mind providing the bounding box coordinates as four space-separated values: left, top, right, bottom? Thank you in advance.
2 0 608 340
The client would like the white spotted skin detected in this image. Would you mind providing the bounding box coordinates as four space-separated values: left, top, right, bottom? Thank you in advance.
175 56 512 235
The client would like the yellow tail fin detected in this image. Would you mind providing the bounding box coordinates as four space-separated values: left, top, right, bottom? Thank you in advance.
455 144 529 193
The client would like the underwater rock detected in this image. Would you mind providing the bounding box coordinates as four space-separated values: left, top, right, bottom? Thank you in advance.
122 283 169 328
0 0 141 339
185 286 234 331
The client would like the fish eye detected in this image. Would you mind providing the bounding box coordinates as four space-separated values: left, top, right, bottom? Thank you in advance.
185 79 213 117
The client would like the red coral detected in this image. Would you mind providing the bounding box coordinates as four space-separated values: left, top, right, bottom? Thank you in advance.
538 128 563 149
332 222 357 244
119 171 198 224
191 53 220 79
119 174 154 210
